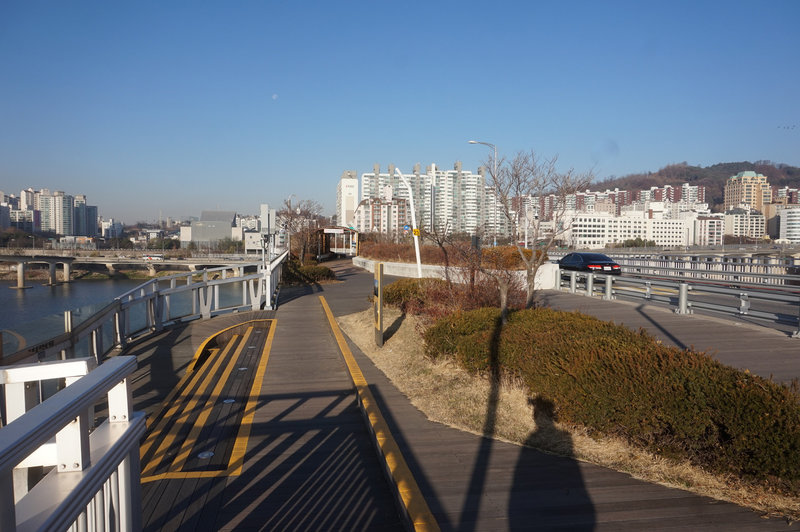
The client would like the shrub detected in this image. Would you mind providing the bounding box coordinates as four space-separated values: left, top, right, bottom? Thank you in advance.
423 307 800 492
282 260 336 284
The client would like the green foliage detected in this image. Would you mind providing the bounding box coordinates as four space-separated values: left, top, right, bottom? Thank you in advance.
423 308 800 491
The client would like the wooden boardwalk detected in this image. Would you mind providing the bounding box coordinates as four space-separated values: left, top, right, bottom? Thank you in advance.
127 261 800 530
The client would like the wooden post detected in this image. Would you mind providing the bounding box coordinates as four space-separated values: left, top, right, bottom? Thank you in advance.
374 262 384 347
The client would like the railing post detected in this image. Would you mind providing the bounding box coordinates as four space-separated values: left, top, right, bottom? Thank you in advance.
586 273 594 296
645 281 652 299
676 282 690 314
569 271 576 293
604 275 614 300
56 410 91 472
739 293 750 315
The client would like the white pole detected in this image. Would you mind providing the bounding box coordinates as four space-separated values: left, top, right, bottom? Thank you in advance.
395 168 423 278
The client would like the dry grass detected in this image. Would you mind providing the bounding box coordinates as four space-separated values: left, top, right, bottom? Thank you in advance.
337 307 800 522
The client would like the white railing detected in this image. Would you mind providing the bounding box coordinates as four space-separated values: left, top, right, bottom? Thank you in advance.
0 356 145 531
2 253 289 367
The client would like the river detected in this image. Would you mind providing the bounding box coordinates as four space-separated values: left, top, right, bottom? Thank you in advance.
0 278 146 355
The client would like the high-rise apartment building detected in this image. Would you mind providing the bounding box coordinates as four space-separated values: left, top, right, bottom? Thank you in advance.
724 171 771 212
336 170 359 228
359 162 491 236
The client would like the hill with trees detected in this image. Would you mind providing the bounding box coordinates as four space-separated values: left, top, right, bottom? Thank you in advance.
594 161 800 211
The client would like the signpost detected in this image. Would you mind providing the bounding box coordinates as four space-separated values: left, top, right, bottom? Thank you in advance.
373 262 384 347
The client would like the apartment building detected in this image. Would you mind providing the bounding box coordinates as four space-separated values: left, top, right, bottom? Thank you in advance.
336 170 359 228
723 207 766 239
359 162 491 236
724 171 771 212
353 197 410 236
567 211 691 249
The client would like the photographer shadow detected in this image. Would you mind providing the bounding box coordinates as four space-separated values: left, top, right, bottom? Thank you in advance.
509 397 595 530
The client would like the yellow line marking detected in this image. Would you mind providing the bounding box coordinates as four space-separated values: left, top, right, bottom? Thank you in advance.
139 319 275 482
319 296 440 532
228 320 276 476
141 335 240 476
171 327 255 471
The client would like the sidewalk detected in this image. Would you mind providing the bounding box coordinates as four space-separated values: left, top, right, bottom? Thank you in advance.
133 261 800 530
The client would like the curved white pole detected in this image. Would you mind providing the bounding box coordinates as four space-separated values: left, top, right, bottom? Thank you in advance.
395 168 423 278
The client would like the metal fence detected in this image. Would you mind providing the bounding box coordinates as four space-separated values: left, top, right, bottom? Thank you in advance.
0 251 288 531
557 268 800 338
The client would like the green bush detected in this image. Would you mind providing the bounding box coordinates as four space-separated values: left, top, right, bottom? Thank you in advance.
282 261 336 284
423 307 800 492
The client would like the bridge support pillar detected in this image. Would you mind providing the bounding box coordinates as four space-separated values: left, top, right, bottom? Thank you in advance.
14 261 31 289
105 263 116 275
47 263 57 285
62 261 71 283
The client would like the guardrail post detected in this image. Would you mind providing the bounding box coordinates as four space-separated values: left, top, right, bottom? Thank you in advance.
739 293 750 315
604 275 614 300
676 282 690 314
586 273 594 296
645 281 652 299
569 271 576 293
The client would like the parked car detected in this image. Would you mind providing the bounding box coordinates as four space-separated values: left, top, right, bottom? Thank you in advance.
557 252 622 275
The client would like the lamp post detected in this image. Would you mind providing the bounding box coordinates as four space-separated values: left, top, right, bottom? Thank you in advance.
469 140 498 246
394 168 423 278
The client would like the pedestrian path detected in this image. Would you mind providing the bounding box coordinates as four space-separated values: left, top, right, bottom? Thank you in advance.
130 261 799 530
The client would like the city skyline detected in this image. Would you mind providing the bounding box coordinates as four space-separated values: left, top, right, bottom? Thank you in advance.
2 2 799 223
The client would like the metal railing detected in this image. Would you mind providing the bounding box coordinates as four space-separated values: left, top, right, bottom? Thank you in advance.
0 251 289 530
2 251 289 367
557 268 800 338
0 356 145 531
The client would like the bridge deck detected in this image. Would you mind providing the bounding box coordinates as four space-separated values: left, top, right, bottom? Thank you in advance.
125 261 799 530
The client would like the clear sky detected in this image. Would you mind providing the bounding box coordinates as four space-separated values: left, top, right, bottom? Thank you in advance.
1 1 798 223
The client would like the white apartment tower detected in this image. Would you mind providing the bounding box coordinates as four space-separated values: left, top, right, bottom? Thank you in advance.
359 162 491 236
336 170 359 228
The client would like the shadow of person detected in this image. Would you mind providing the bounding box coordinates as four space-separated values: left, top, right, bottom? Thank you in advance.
509 397 596 530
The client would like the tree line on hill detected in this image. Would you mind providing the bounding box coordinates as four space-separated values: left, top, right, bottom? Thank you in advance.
595 161 800 212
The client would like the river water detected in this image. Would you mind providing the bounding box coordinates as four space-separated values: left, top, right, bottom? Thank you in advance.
0 278 146 355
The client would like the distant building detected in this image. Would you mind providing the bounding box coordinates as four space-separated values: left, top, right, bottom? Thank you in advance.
723 207 765 239
777 208 800 243
353 197 410 236
693 214 724 247
182 211 237 249
336 171 359 228
724 171 771 212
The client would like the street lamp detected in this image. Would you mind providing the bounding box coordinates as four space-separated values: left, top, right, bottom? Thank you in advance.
469 140 498 246
394 168 423 278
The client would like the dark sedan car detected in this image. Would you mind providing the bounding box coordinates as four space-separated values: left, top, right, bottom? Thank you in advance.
557 252 622 275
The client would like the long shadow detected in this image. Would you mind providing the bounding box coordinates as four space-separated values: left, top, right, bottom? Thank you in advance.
509 397 595 530
383 312 405 342
633 303 688 350
458 315 503 530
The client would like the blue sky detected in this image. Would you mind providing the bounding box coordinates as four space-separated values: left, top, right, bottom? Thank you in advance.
1 1 798 223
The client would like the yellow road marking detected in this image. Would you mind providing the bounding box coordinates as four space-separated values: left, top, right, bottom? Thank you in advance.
171 327 255 471
141 335 240 476
140 319 275 484
319 296 440 532
228 321 276 476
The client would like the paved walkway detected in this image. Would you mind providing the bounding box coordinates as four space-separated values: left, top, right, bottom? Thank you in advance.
129 260 799 530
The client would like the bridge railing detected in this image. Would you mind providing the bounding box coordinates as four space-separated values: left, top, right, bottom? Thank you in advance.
1 252 289 367
0 355 145 531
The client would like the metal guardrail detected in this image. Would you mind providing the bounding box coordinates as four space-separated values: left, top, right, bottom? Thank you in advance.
2 252 289 367
557 268 800 338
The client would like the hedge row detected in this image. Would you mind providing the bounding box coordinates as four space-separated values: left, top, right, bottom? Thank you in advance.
423 307 800 491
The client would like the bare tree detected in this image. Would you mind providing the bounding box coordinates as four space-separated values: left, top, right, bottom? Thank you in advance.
278 199 324 264
486 149 593 308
